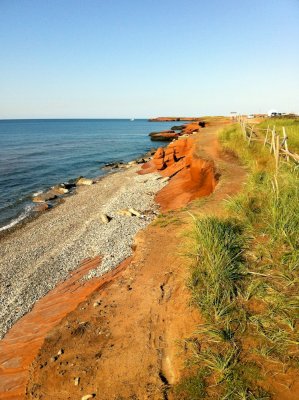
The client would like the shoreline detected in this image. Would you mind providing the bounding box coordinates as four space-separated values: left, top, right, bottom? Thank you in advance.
0 146 157 239
0 163 167 339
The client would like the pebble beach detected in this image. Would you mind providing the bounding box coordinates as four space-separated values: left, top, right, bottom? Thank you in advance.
0 164 166 339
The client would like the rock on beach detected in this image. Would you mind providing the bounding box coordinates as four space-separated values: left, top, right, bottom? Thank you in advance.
32 191 57 203
76 177 94 186
33 203 49 212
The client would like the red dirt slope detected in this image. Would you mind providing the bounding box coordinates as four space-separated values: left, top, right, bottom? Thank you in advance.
0 257 130 400
141 134 217 211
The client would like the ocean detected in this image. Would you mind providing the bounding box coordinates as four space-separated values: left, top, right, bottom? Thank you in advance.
0 119 175 231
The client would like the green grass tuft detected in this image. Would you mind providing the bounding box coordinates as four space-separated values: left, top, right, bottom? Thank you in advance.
190 217 246 321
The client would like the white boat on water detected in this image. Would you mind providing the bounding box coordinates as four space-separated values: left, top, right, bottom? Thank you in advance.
130 118 134 121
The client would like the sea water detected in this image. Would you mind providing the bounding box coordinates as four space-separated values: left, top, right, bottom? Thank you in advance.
0 119 175 231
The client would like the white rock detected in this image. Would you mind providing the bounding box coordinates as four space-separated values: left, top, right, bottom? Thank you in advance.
117 209 132 217
52 186 69 194
76 178 94 186
100 213 110 224
128 208 141 217
74 376 80 386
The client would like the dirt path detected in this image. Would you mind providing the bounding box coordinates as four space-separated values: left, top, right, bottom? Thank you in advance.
0 257 133 400
21 123 248 400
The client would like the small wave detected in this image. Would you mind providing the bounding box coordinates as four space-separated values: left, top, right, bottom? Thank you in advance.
0 205 33 232
32 190 43 197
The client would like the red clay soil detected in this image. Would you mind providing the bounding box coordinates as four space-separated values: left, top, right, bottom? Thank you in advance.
25 223 201 400
140 130 217 211
0 257 130 400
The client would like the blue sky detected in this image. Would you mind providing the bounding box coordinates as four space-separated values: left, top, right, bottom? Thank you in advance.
0 0 298 118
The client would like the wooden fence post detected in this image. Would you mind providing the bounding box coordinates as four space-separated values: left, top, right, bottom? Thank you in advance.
248 126 254 144
241 120 246 140
275 134 280 172
282 127 290 162
270 127 275 153
264 125 269 147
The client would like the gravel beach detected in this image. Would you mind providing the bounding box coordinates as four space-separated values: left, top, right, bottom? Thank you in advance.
0 165 166 339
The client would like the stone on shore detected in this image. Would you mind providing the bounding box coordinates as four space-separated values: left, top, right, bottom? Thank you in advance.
33 203 49 212
171 124 186 131
76 178 94 186
149 131 179 141
52 186 69 195
62 182 76 189
32 191 57 203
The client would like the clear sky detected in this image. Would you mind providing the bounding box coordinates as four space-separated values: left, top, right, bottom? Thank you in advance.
0 0 298 118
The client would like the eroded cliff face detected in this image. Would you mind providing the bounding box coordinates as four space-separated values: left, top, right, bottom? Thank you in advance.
140 135 217 211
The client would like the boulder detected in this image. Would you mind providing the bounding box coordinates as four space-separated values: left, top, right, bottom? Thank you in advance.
171 125 186 131
61 182 76 189
52 186 69 195
33 203 49 212
32 191 57 203
76 177 94 186
149 132 179 141
149 130 175 137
